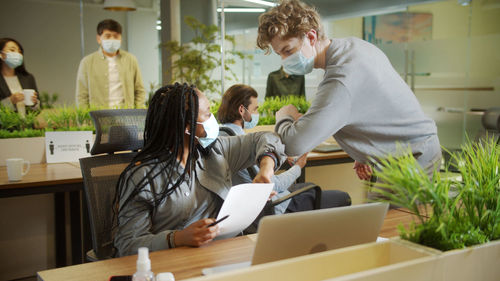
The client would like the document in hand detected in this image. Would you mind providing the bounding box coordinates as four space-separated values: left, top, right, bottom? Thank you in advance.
215 183 274 239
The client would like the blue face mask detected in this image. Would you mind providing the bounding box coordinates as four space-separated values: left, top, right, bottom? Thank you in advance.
196 113 219 148
243 107 259 129
282 39 315 75
2 52 23 69
101 39 121 54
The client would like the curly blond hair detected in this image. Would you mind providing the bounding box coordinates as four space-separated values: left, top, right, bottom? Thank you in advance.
257 0 325 54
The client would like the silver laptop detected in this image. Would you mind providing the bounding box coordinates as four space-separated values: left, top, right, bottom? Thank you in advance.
202 203 388 274
252 202 389 265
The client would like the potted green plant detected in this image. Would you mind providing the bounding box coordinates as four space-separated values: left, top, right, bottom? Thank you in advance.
0 105 46 165
162 16 251 98
0 105 43 138
258 96 311 125
367 137 500 279
0 105 96 165
42 106 94 132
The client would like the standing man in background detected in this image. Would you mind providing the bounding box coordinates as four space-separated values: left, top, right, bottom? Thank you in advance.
76 19 145 108
265 66 305 98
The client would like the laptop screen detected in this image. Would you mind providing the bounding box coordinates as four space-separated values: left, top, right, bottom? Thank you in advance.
251 202 389 265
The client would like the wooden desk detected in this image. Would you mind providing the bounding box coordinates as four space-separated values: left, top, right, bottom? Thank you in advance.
283 149 353 183
0 162 85 266
0 162 82 197
37 209 414 281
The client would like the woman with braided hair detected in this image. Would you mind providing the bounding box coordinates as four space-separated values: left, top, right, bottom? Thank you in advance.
113 83 286 257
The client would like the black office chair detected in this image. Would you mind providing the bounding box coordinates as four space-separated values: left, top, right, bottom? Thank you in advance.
79 109 146 261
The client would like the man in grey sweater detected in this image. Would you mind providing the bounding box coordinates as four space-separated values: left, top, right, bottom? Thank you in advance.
257 0 441 181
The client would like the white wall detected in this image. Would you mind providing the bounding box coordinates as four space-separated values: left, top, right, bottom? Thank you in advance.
127 10 161 96
0 0 159 105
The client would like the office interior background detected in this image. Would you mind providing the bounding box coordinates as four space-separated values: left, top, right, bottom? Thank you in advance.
0 0 499 279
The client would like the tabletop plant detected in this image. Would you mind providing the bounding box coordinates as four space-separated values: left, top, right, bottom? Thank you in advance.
41 106 94 132
258 95 311 125
162 16 251 98
0 105 43 138
369 137 500 251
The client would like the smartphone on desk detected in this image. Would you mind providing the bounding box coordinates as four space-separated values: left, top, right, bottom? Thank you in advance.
109 275 132 281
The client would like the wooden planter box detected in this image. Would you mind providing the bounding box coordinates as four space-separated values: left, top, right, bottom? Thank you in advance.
329 239 500 281
0 136 46 166
185 237 500 281
184 239 436 281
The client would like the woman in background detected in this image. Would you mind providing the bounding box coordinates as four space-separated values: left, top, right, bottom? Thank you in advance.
0 37 40 111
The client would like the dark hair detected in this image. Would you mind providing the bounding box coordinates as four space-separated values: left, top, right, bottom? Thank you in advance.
97 19 122 35
0 37 29 75
217 84 258 124
114 83 199 217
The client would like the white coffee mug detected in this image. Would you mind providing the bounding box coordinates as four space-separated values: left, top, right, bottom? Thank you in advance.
6 158 30 181
22 89 35 106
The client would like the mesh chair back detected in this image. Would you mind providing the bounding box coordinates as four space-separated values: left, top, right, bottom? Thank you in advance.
90 109 147 155
79 152 136 259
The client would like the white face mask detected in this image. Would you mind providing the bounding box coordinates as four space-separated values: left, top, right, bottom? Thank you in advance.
243 107 259 129
196 113 219 148
101 39 121 54
2 52 23 69
282 38 315 75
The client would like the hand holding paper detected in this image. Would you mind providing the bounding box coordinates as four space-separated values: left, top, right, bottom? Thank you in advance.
215 183 274 239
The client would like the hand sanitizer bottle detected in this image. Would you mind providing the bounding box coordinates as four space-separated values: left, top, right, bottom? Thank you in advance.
132 247 155 281
156 272 175 281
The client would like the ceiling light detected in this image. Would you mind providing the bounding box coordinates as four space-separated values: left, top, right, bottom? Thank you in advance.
103 0 136 11
217 8 266 12
458 0 471 6
243 0 277 7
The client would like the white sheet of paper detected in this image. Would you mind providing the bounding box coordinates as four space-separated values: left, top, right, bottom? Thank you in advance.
215 183 274 239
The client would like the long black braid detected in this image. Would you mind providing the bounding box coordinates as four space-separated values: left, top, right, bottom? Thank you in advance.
113 83 199 220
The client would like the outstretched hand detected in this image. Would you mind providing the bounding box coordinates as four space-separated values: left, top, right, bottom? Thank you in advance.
276 104 301 121
353 161 373 181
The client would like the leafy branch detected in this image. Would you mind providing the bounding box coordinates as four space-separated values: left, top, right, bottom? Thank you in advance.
161 16 252 97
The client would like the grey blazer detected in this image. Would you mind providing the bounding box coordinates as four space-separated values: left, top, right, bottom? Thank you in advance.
114 131 286 256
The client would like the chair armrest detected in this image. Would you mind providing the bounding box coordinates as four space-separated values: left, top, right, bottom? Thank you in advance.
269 183 322 210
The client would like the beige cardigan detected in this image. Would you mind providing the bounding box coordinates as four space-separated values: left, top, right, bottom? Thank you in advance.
76 48 146 108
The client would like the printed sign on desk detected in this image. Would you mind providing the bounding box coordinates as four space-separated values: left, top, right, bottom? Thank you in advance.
45 131 93 163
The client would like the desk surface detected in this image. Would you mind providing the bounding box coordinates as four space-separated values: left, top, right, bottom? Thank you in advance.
0 148 350 192
0 162 82 189
0 162 83 197
37 209 416 281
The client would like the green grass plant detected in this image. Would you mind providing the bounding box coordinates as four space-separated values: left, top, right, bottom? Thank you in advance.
258 96 310 125
42 106 94 131
369 138 500 251
0 128 44 138
0 105 38 132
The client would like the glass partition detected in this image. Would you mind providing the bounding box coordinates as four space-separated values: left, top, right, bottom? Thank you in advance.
219 0 500 149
